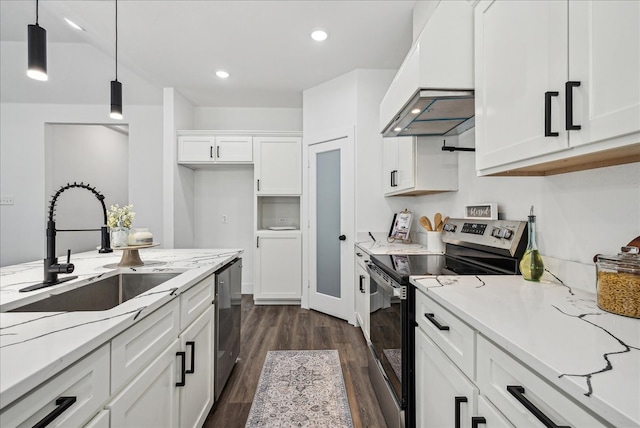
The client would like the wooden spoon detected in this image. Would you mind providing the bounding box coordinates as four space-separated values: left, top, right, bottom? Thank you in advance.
439 216 450 231
433 213 442 232
419 216 433 231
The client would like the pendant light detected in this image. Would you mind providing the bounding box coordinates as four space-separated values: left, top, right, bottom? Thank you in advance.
27 0 47 81
110 0 123 119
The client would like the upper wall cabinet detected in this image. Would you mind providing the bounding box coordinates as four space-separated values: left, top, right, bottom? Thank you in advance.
254 136 302 195
474 0 640 176
178 135 253 165
383 136 458 196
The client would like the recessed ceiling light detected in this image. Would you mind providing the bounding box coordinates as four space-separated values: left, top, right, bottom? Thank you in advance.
216 70 230 79
394 127 402 132
64 18 85 31
411 108 421 114
311 30 328 42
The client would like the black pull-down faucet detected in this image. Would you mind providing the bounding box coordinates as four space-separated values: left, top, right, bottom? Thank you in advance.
20 182 113 292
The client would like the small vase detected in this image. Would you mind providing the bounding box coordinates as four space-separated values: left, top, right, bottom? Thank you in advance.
111 224 130 248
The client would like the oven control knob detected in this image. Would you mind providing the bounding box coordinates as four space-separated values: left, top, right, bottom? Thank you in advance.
503 229 513 240
491 227 502 238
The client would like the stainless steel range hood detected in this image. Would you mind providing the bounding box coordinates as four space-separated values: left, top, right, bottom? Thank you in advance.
380 2 474 138
381 88 475 137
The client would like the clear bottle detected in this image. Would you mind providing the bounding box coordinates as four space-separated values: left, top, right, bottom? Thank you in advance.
519 206 544 281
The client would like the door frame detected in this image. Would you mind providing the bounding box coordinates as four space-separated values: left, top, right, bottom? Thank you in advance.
301 126 356 325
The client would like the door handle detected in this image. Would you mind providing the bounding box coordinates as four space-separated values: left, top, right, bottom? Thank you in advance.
454 396 468 428
424 313 450 331
176 351 186 387
359 275 366 293
339 235 346 241
33 396 77 428
186 341 195 374
565 81 581 131
507 385 570 427
217 145 221 158
210 146 214 159
544 91 559 137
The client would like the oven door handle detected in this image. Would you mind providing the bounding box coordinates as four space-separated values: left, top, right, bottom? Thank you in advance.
367 266 407 300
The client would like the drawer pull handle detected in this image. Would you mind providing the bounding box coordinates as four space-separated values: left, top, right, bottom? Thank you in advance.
565 81 581 131
33 396 77 428
176 351 186 387
471 416 487 428
210 146 214 159
186 341 196 374
454 396 467 428
544 91 559 137
507 385 570 428
425 313 450 331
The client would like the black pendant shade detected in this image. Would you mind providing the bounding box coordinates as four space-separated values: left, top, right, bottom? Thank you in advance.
27 23 47 81
110 80 123 119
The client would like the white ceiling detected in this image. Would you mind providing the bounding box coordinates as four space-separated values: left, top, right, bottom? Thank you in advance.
0 0 416 108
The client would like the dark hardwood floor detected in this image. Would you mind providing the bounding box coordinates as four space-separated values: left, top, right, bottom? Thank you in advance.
202 295 387 428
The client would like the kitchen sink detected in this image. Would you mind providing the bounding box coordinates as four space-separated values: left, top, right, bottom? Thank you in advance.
9 272 181 312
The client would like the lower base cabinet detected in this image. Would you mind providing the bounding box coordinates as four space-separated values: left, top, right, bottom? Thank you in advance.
85 409 111 428
354 250 370 340
107 339 181 427
179 307 214 428
415 327 478 428
254 232 302 303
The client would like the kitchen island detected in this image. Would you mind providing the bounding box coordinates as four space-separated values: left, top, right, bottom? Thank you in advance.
411 274 639 427
0 248 242 424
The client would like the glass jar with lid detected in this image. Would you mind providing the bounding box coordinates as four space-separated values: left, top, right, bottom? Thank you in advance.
595 246 640 318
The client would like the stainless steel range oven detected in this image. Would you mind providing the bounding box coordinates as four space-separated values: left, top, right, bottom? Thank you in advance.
367 218 528 428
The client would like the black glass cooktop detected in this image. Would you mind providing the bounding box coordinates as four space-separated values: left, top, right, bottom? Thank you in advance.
371 246 520 284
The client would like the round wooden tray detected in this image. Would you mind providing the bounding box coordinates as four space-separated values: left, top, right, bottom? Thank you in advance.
112 242 160 267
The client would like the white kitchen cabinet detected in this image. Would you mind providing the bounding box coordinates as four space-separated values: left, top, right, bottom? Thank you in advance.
474 0 640 176
84 409 110 428
106 339 181 428
0 344 110 428
178 135 253 165
383 136 458 196
476 335 605 428
111 299 180 394
354 249 370 340
475 395 514 428
254 136 302 195
415 327 478 428
178 307 214 428
254 231 302 303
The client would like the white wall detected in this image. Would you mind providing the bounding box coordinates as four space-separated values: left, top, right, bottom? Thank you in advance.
194 107 302 131
45 124 129 255
0 103 162 267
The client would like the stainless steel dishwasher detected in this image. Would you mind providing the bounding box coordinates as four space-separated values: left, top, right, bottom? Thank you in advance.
214 257 242 400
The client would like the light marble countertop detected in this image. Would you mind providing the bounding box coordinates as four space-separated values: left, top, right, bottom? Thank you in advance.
0 248 242 409
355 233 439 256
411 275 640 427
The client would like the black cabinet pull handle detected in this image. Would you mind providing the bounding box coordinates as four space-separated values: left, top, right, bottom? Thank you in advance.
390 171 394 187
471 416 487 428
544 91 559 137
392 170 398 187
256 236 260 248
210 146 213 158
565 81 581 131
425 313 449 330
359 275 366 293
216 145 220 158
507 385 570 428
33 396 77 428
257 179 260 191
186 341 195 374
176 351 186 387
454 396 468 428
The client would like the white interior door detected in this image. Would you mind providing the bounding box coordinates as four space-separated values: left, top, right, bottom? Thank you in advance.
307 135 354 323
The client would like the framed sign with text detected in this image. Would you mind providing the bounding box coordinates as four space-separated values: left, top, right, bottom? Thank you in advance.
464 203 498 220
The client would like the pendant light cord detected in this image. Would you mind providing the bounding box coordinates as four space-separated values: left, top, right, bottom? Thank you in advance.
114 0 118 80
35 0 39 25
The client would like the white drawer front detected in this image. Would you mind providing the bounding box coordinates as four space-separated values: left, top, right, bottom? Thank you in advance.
415 289 475 379
84 409 110 428
477 395 514 428
477 335 605 428
111 299 180 394
180 274 214 330
0 344 110 428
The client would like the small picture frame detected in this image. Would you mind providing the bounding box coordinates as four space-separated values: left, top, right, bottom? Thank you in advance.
464 203 498 220
388 209 413 243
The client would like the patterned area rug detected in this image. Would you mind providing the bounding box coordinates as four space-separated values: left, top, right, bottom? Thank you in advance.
383 348 402 382
245 350 354 427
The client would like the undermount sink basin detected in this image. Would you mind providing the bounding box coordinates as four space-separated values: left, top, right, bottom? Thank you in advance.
9 273 181 312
